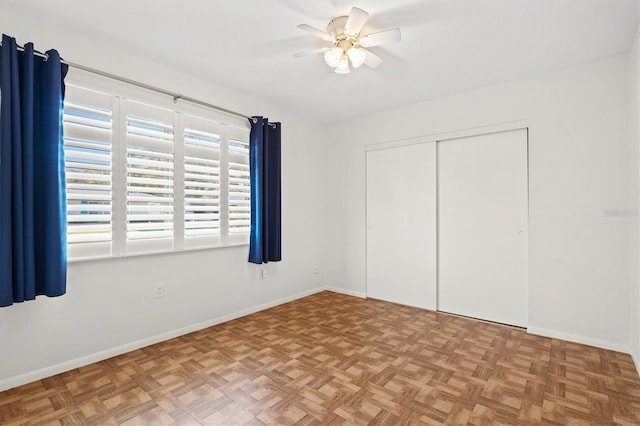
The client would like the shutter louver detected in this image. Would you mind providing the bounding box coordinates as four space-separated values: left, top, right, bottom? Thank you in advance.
63 87 113 258
228 131 251 237
125 101 174 249
183 115 221 245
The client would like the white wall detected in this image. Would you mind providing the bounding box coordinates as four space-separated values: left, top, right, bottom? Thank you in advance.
325 54 634 354
630 21 640 370
0 9 327 389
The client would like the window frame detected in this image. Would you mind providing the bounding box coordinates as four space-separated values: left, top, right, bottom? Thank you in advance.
64 70 251 262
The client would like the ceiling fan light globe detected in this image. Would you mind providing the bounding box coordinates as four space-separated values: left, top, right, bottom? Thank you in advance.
347 47 367 68
324 47 343 68
335 55 350 74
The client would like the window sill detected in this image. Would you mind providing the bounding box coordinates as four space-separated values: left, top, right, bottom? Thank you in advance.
67 241 249 264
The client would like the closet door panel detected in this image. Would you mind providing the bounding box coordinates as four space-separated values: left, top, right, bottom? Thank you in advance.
366 143 437 310
438 129 528 327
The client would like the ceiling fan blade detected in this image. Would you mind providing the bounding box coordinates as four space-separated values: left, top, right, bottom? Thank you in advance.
344 7 369 37
293 48 330 58
297 24 334 41
360 28 401 48
363 50 383 68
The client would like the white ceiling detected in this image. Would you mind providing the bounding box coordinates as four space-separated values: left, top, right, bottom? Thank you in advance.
4 0 639 123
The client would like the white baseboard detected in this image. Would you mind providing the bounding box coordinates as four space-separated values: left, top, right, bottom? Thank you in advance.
324 286 367 299
0 286 326 392
631 350 640 375
527 326 632 355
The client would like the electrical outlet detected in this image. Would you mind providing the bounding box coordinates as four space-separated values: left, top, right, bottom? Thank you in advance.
313 264 320 275
155 283 165 299
261 268 270 279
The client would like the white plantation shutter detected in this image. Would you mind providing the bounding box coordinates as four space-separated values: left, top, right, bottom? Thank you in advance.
63 81 253 260
227 126 251 244
183 114 222 248
125 101 175 253
63 86 113 259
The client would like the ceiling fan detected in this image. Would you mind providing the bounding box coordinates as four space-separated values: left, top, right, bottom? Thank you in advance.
294 7 401 74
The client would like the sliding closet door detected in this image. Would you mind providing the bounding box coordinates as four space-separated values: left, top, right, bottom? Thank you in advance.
366 143 437 310
438 129 528 327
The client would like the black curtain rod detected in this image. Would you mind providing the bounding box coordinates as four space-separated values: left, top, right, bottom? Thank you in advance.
1 42 252 121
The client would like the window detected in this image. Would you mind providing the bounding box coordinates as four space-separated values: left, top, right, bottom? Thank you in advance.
63 88 113 259
125 101 176 254
64 84 250 260
227 130 251 240
182 114 222 248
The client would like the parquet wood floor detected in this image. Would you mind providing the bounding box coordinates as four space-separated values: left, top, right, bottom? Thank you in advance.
1 291 639 425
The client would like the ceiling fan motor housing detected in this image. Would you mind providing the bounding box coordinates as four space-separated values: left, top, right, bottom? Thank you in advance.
328 16 352 40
